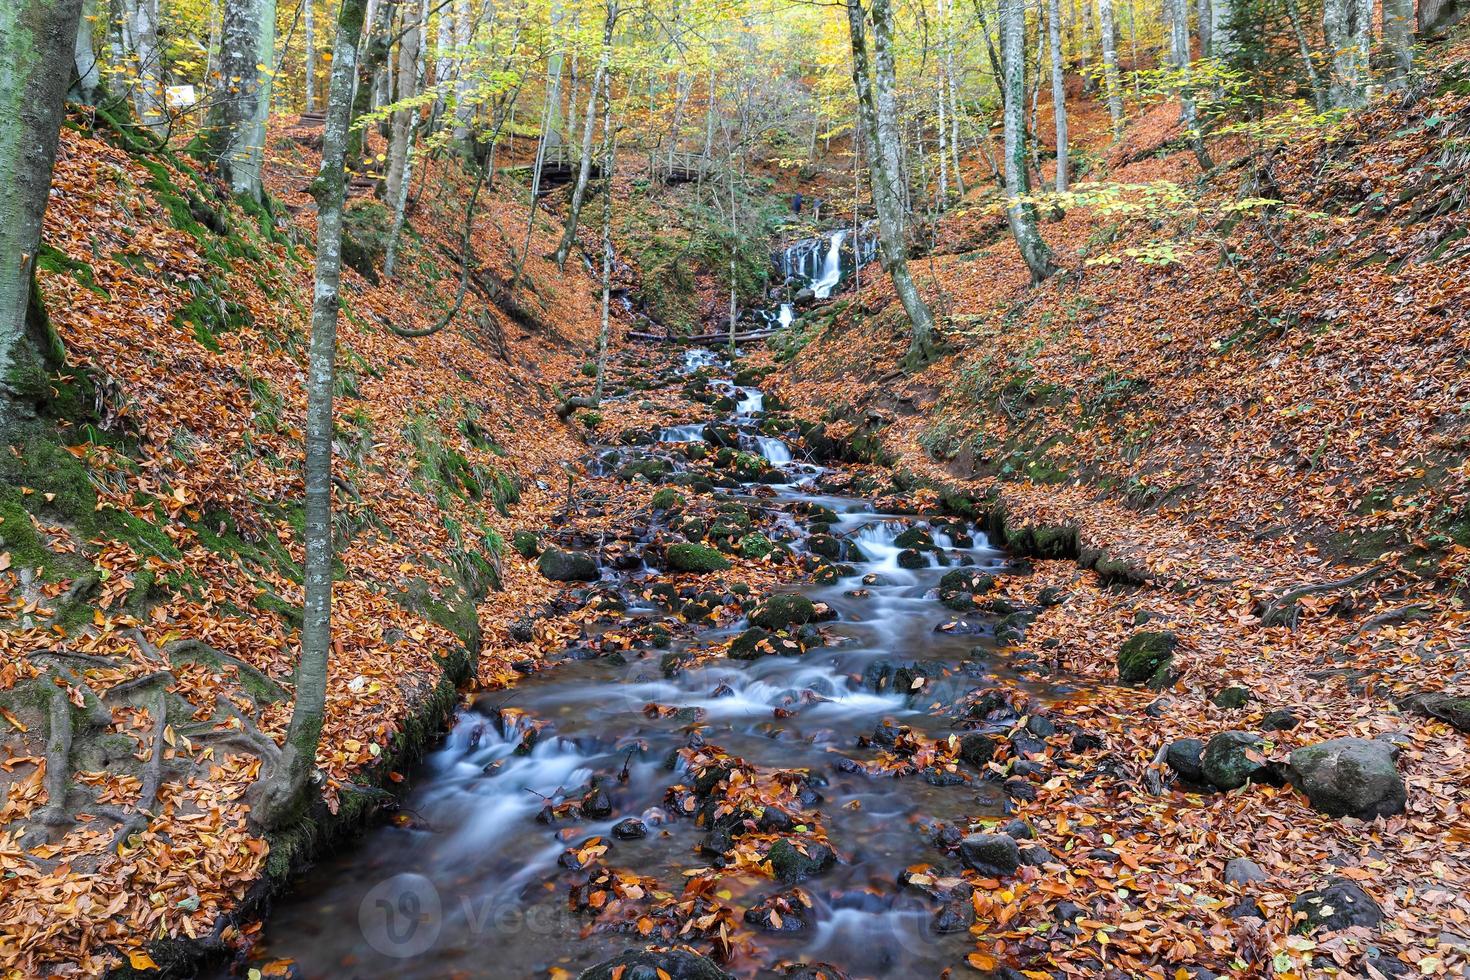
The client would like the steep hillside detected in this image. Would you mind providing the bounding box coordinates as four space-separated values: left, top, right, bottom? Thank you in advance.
762 40 1470 977
0 117 605 973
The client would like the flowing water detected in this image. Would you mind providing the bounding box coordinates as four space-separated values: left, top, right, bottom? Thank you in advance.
245 350 1057 979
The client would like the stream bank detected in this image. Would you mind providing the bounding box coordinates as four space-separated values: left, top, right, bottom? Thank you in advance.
232 344 1104 979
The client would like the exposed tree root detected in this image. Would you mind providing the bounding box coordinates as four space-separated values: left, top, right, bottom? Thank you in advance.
1257 563 1386 629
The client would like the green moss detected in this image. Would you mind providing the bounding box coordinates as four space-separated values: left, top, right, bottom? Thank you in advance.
666 542 732 573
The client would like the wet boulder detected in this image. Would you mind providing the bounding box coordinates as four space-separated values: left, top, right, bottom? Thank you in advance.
538 548 599 582
704 421 742 448
1263 709 1301 731
1212 685 1251 709
666 543 732 573
1292 877 1384 933
1200 731 1271 791
937 568 997 611
578 949 733 980
958 833 1021 877
893 527 936 550
750 593 816 631
1117 630 1178 685
958 732 999 768
612 817 647 840
742 889 813 933
896 548 928 569
1164 738 1207 784
511 530 540 557
766 838 836 883
779 965 850 980
1285 737 1406 820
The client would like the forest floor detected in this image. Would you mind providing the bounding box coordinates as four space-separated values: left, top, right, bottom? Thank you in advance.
1 36 1468 980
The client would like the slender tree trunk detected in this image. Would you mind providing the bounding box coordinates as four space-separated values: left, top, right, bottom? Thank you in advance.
122 0 167 132
1197 0 1212 55
70 0 101 105
304 0 316 111
384 0 422 206
944 0 965 197
554 0 615 271
1048 0 1069 191
209 0 278 200
1284 0 1326 109
250 0 370 832
1168 0 1214 169
1081 0 1096 92
1098 0 1125 138
453 0 473 143
1001 0 1058 282
846 0 937 362
1323 0 1369 107
1 0 85 443
1211 0 1238 67
347 0 398 168
592 85 615 404
870 0 907 237
1382 0 1413 91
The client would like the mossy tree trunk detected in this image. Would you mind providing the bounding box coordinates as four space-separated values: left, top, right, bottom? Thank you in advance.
1047 0 1069 192
249 0 369 831
0 0 85 445
1000 0 1058 283
845 0 937 364
553 0 616 273
207 0 277 201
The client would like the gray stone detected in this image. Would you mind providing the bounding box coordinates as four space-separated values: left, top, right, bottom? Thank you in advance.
957 833 1021 877
1224 857 1267 886
1164 738 1206 783
537 548 599 582
1286 737 1406 820
1292 877 1384 933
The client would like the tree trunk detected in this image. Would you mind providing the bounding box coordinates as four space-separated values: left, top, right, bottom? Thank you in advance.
384 0 422 207
1 0 85 443
870 0 907 237
1419 0 1467 34
208 0 278 200
453 0 473 143
70 0 101 105
847 0 937 362
1197 0 1212 54
1211 0 1234 66
346 0 398 169
121 0 167 132
1382 0 1412 90
1001 0 1058 282
1098 0 1125 138
1167 0 1214 170
304 0 316 111
1323 0 1369 108
554 0 615 272
250 0 371 833
1048 0 1069 191
1284 0 1327 109
592 83 614 404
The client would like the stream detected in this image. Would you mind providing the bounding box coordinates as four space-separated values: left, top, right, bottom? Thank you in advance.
242 240 1066 980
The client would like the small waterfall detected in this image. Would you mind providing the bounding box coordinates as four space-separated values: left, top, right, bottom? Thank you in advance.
680 348 718 374
658 424 706 443
756 437 793 464
810 230 847 300
735 388 764 415
778 303 794 329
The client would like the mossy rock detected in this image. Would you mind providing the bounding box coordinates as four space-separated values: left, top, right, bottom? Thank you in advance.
511 530 541 558
738 533 773 558
750 593 815 631
1117 630 1178 684
666 543 731 573
537 548 599 582
651 487 684 511
766 838 836 883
